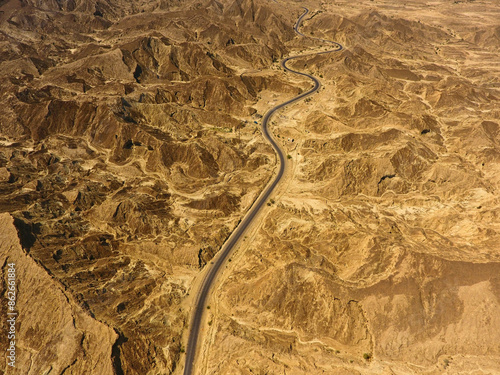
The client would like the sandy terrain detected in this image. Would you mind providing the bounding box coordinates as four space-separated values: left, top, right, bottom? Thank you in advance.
197 1 500 374
0 0 499 374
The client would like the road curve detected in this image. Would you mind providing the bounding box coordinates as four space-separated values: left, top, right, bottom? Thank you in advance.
183 8 342 375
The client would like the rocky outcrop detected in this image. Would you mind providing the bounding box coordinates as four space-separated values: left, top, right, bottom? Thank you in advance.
0 213 116 375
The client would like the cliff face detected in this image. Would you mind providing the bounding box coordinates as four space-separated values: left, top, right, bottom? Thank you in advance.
0 212 117 374
0 0 298 373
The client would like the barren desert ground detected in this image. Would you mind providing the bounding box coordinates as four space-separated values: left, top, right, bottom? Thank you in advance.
1 0 500 374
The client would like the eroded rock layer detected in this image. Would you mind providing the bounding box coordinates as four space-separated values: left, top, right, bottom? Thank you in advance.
202 1 500 374
0 0 300 373
2 0 500 373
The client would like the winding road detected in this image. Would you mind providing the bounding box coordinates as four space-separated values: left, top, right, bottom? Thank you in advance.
183 8 342 375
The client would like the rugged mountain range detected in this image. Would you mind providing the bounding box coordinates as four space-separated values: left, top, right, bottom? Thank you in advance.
1 0 500 374
0 0 299 373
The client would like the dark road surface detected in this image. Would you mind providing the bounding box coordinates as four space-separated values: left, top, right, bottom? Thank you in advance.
183 8 342 375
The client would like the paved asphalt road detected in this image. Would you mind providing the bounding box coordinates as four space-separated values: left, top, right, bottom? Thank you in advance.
183 8 342 375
